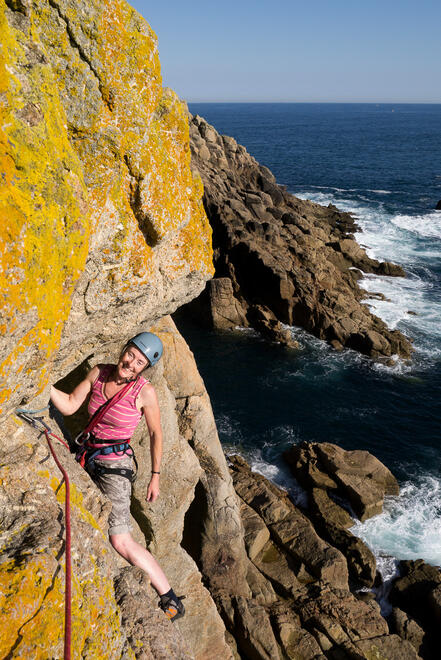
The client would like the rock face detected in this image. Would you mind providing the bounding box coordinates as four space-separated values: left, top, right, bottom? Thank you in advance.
0 0 213 419
188 114 413 360
1 318 235 659
389 559 441 658
220 454 421 659
284 440 399 521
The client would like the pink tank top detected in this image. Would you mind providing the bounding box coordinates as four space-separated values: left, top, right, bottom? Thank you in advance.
87 364 148 460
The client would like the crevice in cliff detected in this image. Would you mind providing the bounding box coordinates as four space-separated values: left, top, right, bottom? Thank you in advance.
5 0 27 13
47 0 114 112
124 155 160 247
181 479 207 569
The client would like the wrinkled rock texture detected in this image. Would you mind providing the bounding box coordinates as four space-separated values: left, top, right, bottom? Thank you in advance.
0 0 213 418
1 317 234 659
221 453 422 659
188 114 413 360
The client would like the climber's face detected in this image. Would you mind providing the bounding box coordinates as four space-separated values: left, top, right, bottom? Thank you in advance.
117 345 149 381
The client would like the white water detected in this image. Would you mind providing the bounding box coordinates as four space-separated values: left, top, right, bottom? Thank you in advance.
295 189 441 362
293 188 441 570
351 476 441 568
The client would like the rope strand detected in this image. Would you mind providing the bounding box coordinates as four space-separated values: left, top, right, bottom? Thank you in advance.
44 430 72 660
16 410 72 660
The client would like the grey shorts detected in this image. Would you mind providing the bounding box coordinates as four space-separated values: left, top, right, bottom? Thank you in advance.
93 454 133 536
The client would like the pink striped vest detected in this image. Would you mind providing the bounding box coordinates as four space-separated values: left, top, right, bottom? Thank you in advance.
87 364 148 460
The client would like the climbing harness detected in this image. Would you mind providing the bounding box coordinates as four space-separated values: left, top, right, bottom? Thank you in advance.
16 408 72 660
73 378 139 482
76 436 138 482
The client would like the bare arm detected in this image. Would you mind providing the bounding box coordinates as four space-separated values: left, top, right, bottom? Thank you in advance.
138 383 163 502
50 366 100 416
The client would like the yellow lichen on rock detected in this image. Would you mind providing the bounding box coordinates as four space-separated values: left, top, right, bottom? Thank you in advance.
1 450 122 659
1 0 213 414
0 4 90 414
0 541 122 659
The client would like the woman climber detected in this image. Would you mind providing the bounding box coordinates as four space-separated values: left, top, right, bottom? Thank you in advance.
50 332 185 622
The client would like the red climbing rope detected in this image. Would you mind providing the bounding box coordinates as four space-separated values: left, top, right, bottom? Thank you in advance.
44 429 72 660
16 410 73 659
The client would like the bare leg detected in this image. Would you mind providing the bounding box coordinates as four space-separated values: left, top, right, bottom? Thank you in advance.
110 532 171 595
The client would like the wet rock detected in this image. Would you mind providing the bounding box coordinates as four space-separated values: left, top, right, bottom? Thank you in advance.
390 560 441 628
247 304 299 347
308 489 376 588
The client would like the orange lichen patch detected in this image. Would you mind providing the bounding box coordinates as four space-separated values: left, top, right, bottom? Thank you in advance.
0 7 90 410
0 555 62 658
0 549 122 658
97 0 161 135
138 90 193 242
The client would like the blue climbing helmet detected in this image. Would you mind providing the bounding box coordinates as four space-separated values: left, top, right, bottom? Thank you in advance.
128 332 163 366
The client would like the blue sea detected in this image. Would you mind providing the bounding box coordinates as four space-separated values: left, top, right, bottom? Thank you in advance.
183 103 441 575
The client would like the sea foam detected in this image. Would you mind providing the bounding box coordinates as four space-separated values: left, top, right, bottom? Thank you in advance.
294 189 441 363
351 476 441 568
391 212 441 239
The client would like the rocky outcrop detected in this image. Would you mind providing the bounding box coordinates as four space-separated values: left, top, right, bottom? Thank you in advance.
0 0 213 419
188 114 413 360
284 440 399 521
389 560 441 658
220 454 422 659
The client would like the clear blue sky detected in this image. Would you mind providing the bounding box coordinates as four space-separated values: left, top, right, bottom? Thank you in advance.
130 0 440 102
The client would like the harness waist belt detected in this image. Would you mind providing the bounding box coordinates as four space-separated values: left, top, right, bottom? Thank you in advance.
86 434 131 447
95 443 131 455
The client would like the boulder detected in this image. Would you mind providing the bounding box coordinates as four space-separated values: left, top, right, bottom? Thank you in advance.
285 441 399 521
252 540 304 597
247 304 299 347
230 456 349 590
390 559 441 625
389 607 425 656
269 604 325 659
308 490 376 588
294 582 389 644
232 596 281 660
240 500 271 561
354 635 421 659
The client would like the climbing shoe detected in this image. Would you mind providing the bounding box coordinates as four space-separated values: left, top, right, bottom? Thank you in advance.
158 594 186 622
